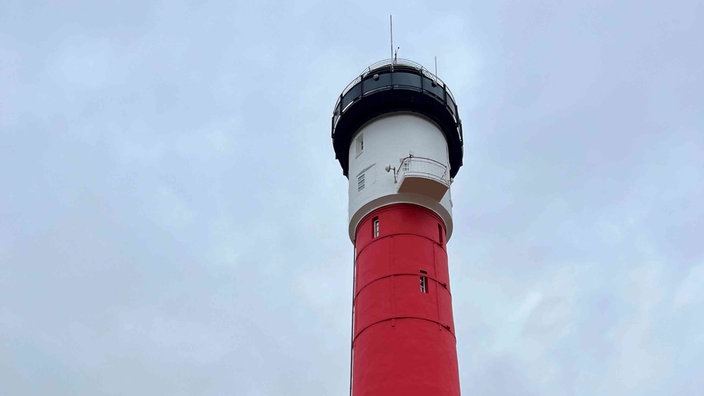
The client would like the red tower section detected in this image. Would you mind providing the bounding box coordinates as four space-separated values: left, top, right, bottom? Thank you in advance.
352 204 460 396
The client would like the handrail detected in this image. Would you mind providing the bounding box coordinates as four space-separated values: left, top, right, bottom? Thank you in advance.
396 156 450 184
332 58 460 139
335 58 457 108
353 58 453 96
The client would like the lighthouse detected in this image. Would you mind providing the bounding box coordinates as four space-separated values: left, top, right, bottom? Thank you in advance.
331 58 464 396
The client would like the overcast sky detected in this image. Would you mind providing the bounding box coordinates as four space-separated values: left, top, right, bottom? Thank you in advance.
1 0 703 395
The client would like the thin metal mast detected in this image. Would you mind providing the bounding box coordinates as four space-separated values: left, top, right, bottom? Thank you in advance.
390 15 394 63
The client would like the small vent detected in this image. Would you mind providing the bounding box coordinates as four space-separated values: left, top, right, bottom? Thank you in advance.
357 173 365 191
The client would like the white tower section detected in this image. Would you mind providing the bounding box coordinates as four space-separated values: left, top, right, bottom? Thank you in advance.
331 58 464 242
347 113 454 240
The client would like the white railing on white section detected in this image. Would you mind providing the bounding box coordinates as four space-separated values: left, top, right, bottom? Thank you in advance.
397 156 450 186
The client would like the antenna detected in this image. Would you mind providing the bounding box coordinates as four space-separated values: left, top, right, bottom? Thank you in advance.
389 16 400 66
389 15 393 61
390 15 400 67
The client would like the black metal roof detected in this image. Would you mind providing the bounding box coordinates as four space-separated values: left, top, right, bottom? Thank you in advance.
331 59 464 178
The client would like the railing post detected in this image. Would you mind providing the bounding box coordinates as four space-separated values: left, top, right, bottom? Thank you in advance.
359 74 364 98
420 68 424 93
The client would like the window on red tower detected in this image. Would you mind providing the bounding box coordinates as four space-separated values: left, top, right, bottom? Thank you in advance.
372 217 379 238
420 270 428 293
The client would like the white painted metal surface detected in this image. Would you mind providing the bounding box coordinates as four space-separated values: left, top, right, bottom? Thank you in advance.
346 112 454 241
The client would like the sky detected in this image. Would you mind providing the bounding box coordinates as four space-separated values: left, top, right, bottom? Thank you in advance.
1 0 703 395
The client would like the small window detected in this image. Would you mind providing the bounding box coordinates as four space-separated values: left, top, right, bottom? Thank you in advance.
357 173 365 191
372 217 379 238
356 134 364 155
420 274 428 293
438 224 443 244
420 270 428 293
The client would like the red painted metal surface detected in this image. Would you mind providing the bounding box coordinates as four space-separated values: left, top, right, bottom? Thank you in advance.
352 204 460 396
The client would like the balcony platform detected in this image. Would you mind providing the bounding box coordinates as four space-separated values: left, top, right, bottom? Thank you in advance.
396 156 450 201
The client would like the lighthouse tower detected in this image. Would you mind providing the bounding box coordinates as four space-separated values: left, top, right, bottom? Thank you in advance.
331 58 464 396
